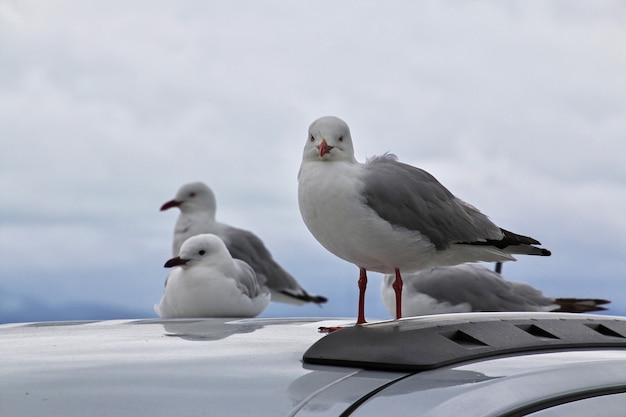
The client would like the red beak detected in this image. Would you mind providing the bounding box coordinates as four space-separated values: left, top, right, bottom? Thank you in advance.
164 256 188 268
317 139 334 158
160 199 182 211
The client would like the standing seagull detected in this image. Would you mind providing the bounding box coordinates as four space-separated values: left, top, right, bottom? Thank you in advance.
298 116 551 324
155 234 271 319
381 263 609 317
161 181 327 306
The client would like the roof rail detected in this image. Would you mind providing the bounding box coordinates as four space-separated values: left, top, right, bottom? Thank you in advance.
303 312 626 371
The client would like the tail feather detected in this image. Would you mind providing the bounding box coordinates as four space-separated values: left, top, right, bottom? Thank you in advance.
552 298 611 313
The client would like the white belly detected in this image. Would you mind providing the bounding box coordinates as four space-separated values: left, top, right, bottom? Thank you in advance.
298 161 436 273
156 268 269 318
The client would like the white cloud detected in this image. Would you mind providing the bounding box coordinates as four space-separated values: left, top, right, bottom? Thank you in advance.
1 0 625 319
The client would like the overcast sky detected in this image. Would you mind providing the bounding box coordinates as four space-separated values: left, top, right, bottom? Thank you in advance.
1 0 625 322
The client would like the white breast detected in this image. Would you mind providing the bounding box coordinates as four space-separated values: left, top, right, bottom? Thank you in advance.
298 161 436 273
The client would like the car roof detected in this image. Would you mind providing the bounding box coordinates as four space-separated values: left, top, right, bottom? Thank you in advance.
2 313 626 416
1 317 365 416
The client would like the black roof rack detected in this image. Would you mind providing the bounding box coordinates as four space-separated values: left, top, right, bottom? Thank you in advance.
303 312 626 372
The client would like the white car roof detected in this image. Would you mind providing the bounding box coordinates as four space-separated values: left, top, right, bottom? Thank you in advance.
2 313 626 416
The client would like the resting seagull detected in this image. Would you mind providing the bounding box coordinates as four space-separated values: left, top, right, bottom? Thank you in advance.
381 263 609 317
161 181 327 306
298 116 551 324
155 234 271 318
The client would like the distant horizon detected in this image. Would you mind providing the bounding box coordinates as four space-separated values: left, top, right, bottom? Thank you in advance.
3 284 623 325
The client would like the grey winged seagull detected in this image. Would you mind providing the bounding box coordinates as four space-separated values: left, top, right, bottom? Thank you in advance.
161 181 327 306
155 234 271 318
298 116 551 324
381 263 609 317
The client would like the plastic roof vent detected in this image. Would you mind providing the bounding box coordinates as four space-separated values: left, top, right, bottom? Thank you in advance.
303 312 626 372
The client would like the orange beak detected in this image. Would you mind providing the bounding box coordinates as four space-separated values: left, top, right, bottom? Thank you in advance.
317 139 334 158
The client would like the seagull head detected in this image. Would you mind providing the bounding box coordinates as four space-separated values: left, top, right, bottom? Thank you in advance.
303 116 356 163
160 181 217 215
164 233 231 269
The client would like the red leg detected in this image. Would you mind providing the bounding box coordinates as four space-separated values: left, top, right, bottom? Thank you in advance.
356 267 368 324
319 267 368 332
393 268 403 319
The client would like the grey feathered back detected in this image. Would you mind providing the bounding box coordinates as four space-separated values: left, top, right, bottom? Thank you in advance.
361 154 502 250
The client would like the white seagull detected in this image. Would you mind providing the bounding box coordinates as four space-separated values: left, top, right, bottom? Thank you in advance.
298 116 551 324
381 263 609 317
161 181 327 306
155 234 271 319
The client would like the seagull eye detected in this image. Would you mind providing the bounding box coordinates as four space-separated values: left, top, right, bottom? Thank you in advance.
309 135 315 142
198 250 206 256
189 192 196 198
338 136 344 142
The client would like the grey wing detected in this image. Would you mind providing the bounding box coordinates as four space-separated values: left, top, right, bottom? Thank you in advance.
361 155 503 250
221 226 327 304
221 226 295 289
506 280 558 310
405 264 554 311
232 259 265 299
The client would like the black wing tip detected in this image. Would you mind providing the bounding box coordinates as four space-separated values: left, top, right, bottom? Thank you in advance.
309 295 329 305
553 298 612 313
463 228 552 256
526 247 552 256
500 228 541 245
281 290 328 305
459 240 552 256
